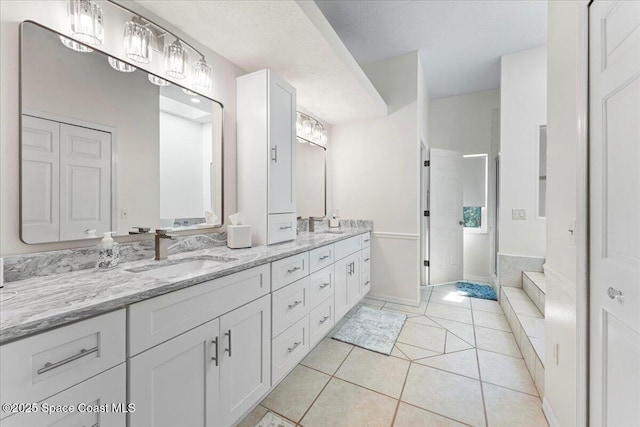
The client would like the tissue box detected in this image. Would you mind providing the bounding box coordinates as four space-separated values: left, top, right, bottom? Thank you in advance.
227 225 251 249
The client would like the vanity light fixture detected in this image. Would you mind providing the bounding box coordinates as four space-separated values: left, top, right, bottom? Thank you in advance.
67 0 103 46
296 112 327 147
192 58 213 92
148 74 171 86
164 39 188 79
124 21 153 64
108 56 136 73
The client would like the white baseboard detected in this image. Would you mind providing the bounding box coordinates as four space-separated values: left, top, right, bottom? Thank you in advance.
463 274 492 284
366 292 420 307
542 397 560 427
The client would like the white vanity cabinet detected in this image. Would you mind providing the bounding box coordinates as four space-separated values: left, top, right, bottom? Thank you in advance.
237 69 297 246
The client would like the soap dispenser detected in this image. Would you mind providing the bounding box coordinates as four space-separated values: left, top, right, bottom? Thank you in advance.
97 232 120 270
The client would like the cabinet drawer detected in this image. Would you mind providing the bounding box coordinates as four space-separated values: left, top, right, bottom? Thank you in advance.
272 277 310 337
272 316 309 386
0 310 125 412
128 264 270 356
362 269 371 296
309 244 334 273
361 232 371 248
308 265 334 309
271 252 309 292
309 297 334 347
268 213 296 244
361 247 371 271
334 236 361 261
1 364 126 427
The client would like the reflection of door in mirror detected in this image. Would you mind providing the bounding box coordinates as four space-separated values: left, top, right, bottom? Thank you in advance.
22 115 112 244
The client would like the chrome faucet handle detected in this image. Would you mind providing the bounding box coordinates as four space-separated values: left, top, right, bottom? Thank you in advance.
155 229 175 238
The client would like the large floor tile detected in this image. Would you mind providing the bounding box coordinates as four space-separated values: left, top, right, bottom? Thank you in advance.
473 310 511 332
445 332 474 353
426 302 473 324
393 402 467 427
395 342 441 360
428 283 459 293
235 405 270 427
471 298 503 313
429 290 471 308
391 346 410 360
301 338 353 375
477 350 537 395
261 365 330 422
407 315 445 328
402 364 486 427
421 289 432 302
335 347 410 398
482 382 548 427
398 321 447 352
475 326 522 357
430 317 476 346
415 349 480 379
384 301 428 315
301 378 397 427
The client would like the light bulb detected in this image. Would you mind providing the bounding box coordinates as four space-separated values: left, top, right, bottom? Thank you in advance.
192 58 212 92
67 0 103 46
302 119 313 138
164 39 188 79
312 122 323 142
124 21 153 64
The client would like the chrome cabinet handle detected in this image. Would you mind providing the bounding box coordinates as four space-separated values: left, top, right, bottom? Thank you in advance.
225 330 232 357
365 280 370 285
287 266 301 273
320 282 331 289
319 255 331 260
364 258 370 262
271 145 278 162
279 225 292 230
288 300 303 309
608 287 623 300
37 346 99 375
288 341 301 352
364 238 370 243
211 337 219 366
319 315 330 324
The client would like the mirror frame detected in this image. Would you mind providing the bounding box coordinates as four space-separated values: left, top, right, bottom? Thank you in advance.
18 20 225 244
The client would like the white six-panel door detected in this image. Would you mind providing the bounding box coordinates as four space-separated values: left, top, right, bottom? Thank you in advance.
429 148 464 285
589 1 640 425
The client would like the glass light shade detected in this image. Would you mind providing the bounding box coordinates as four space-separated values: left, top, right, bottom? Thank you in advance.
108 57 136 73
164 40 188 79
124 21 153 64
302 119 313 138
296 113 303 135
148 74 170 86
192 58 212 92
321 129 328 146
59 36 93 53
67 0 103 46
312 122 323 142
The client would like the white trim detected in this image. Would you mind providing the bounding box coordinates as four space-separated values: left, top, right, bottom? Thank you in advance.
366 293 420 307
544 263 577 297
372 232 420 240
543 397 561 427
463 274 492 284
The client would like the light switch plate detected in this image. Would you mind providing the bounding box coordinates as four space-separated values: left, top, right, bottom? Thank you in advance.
512 209 527 220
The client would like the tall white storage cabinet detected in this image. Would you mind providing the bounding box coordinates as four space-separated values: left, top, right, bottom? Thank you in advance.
237 69 297 245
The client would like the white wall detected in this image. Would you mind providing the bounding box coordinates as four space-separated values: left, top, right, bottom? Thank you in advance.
331 52 422 305
429 90 500 282
0 1 245 256
499 47 547 258
544 1 588 425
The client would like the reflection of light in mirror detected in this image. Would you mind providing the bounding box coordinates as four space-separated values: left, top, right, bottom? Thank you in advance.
182 88 197 96
108 56 136 73
443 292 467 302
59 36 93 53
190 97 200 104
149 74 171 86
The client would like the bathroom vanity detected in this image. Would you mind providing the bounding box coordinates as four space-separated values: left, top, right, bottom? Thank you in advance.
0 226 372 427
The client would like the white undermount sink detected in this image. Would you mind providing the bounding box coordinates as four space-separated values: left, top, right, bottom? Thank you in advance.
127 256 237 280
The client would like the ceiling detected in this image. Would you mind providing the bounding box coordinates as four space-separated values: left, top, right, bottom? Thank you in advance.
315 0 548 99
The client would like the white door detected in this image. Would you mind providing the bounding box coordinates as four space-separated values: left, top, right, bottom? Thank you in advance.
59 123 111 240
268 71 296 214
590 1 640 425
21 115 60 243
429 148 463 285
129 318 220 427
334 256 351 319
219 295 271 426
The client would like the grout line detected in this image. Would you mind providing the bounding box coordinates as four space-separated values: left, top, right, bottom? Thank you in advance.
390 357 412 426
471 302 490 427
480 380 541 399
399 401 475 427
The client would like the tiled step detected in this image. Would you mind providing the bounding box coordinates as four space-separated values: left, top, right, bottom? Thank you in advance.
523 271 545 315
500 286 544 396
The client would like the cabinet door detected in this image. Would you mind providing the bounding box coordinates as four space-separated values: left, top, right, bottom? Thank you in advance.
334 256 351 319
347 253 362 308
219 295 271 426
129 318 220 427
268 71 296 214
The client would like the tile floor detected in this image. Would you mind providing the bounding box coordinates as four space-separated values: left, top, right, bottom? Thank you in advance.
237 284 549 427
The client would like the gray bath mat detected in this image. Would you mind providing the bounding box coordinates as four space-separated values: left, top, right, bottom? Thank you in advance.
332 306 407 355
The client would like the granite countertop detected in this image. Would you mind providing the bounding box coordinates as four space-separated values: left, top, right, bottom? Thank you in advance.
0 226 371 345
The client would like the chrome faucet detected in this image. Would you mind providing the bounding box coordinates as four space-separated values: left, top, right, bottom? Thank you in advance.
154 229 175 260
308 217 321 232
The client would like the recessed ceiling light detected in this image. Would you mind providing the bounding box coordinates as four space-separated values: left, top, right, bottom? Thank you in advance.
190 97 201 103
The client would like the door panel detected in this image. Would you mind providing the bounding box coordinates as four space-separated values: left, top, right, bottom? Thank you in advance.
429 148 463 285
590 1 640 425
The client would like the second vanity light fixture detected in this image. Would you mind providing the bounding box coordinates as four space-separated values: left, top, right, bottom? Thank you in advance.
296 112 328 147
60 0 213 92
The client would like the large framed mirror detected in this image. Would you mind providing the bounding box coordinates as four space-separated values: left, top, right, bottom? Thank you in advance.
19 21 223 244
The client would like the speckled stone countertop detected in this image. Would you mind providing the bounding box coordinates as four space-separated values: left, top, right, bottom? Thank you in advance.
0 226 371 344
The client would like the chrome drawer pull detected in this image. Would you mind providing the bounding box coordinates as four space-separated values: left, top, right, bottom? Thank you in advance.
279 225 292 230
211 337 219 366
319 316 330 324
320 282 331 289
225 330 232 357
37 346 99 375
288 300 303 309
288 341 301 352
365 281 370 285
271 145 278 162
319 255 331 260
364 238 370 243
364 258 370 262
287 266 301 273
